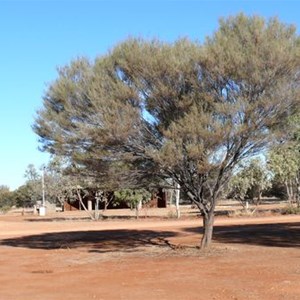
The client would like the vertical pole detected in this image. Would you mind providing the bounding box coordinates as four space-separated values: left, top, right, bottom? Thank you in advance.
42 166 45 207
95 194 99 220
246 200 249 211
175 183 180 219
39 166 46 216
136 199 142 219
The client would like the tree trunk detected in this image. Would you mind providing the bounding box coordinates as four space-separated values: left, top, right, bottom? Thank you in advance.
104 198 108 211
185 191 216 250
257 189 261 204
76 189 95 221
285 182 291 203
200 210 214 250
103 193 113 212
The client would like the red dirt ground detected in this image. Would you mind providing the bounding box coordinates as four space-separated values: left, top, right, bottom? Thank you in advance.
0 212 299 300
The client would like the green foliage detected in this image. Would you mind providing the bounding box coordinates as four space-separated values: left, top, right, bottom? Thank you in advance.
265 177 286 200
228 173 251 202
20 159 88 207
24 164 40 182
114 189 151 208
12 184 36 208
268 144 300 201
268 147 300 183
0 185 14 211
229 159 271 203
23 164 42 205
281 205 300 215
43 157 75 205
33 14 300 248
282 113 300 144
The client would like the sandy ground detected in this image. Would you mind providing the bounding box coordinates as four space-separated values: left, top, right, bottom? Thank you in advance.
0 210 299 300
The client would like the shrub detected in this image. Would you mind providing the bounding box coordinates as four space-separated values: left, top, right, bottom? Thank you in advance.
281 205 300 215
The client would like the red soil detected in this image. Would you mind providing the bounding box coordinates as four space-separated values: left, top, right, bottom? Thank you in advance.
0 212 299 300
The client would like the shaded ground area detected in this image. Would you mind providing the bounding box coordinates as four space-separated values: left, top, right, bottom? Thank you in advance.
186 222 300 248
214 222 300 248
0 229 179 252
0 213 299 300
1 221 299 251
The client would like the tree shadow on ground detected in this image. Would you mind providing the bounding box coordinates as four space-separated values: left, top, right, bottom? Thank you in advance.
25 217 91 222
1 222 299 252
184 222 300 248
24 215 179 222
0 229 178 253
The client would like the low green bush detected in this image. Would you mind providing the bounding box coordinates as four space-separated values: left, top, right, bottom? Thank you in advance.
0 205 11 214
281 205 300 215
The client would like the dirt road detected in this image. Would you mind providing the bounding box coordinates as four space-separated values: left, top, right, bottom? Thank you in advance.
0 213 299 299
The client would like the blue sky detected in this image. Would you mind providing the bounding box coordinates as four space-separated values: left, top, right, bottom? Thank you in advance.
1 0 299 190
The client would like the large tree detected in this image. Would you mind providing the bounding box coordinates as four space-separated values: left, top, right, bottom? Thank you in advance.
34 14 300 249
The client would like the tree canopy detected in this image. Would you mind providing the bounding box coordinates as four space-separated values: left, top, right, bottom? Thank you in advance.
34 14 300 249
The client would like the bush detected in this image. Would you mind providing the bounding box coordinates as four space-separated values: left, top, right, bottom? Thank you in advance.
227 209 258 218
281 205 300 215
0 205 12 214
167 209 178 219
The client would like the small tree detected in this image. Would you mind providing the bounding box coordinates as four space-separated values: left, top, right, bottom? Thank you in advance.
245 159 271 203
268 146 300 207
23 164 42 206
229 159 271 212
114 189 151 219
13 184 36 210
0 185 14 212
268 112 300 207
95 190 114 212
228 172 251 210
43 157 74 207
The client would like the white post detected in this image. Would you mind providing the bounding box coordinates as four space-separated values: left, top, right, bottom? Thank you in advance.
42 167 45 207
87 200 92 211
136 199 142 219
245 200 249 211
175 183 180 219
